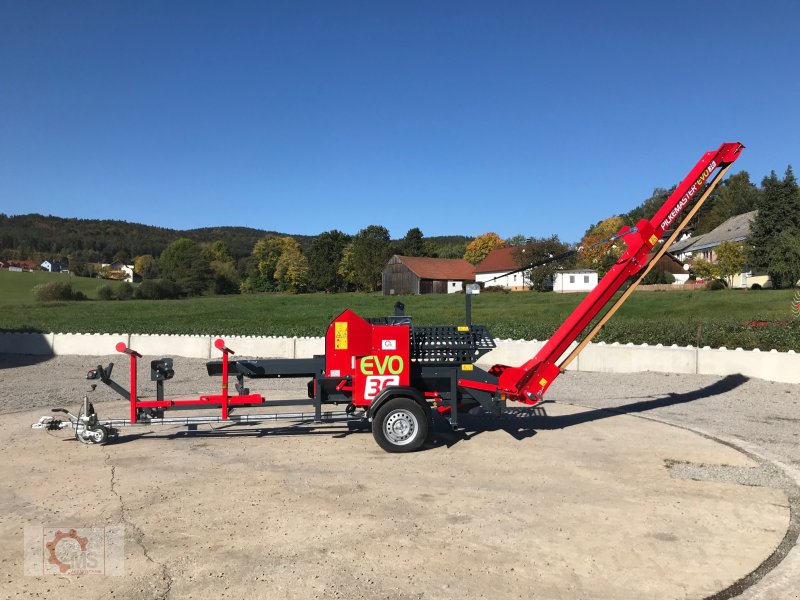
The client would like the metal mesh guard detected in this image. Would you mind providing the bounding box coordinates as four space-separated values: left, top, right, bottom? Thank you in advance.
410 325 496 364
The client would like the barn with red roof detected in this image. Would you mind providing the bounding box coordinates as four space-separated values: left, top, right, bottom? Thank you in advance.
382 255 475 295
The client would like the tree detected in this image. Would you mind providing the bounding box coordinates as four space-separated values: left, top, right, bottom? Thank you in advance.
347 225 392 292
307 230 351 292
134 254 159 279
67 250 92 277
766 229 800 289
642 270 675 285
401 227 427 257
505 234 527 247
691 258 721 281
715 241 747 288
749 167 800 286
464 232 505 265
209 260 241 294
512 235 575 291
253 236 290 280
205 240 234 265
627 188 673 223
337 243 358 290
693 171 761 234
203 241 239 295
111 250 131 264
576 216 628 276
429 240 467 259
274 241 309 293
244 236 296 292
158 238 212 296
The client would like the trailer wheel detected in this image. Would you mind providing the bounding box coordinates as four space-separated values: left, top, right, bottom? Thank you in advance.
89 426 108 444
372 397 428 453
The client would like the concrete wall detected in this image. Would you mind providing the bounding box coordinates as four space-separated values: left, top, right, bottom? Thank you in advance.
0 332 797 384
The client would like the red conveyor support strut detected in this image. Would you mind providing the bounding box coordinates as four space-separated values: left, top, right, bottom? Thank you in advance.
492 142 744 404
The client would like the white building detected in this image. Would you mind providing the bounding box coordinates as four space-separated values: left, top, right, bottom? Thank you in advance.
101 262 136 283
40 260 64 273
474 247 531 290
668 210 772 288
552 270 598 293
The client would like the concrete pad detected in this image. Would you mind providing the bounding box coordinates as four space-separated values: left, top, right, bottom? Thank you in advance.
3 397 789 599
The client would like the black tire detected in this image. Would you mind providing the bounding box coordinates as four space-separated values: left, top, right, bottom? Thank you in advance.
372 397 428 453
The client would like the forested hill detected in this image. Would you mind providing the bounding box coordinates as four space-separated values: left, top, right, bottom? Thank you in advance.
0 213 298 262
0 213 472 265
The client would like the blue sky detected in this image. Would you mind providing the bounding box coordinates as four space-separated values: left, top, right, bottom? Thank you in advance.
1 1 798 243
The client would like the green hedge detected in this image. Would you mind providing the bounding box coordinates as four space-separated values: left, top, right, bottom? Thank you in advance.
486 318 799 352
32 281 86 302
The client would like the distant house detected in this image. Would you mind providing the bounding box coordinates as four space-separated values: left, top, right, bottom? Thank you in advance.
669 211 756 262
474 247 530 290
5 260 39 272
646 251 690 284
101 262 135 283
668 210 769 288
41 260 65 273
552 270 598 293
382 255 475 295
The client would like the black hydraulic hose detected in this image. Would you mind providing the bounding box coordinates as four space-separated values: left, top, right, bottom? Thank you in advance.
484 249 578 284
483 228 637 285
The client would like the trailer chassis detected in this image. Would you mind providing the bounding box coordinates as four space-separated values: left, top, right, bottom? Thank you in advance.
32 338 369 443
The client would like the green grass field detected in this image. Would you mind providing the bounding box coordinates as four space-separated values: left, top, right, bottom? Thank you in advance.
1 270 798 350
0 270 130 302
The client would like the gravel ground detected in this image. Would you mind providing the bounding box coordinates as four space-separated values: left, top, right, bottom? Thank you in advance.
2 354 800 599
545 371 800 470
545 370 800 600
2 353 798 468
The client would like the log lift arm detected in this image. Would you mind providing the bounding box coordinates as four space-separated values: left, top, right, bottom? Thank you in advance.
489 142 745 405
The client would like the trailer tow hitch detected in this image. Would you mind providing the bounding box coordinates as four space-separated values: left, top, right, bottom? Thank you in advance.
31 385 118 445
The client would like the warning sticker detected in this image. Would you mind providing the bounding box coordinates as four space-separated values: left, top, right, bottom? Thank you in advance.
335 321 348 350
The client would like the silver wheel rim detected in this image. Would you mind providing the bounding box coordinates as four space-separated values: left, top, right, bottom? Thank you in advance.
383 409 418 446
75 422 93 444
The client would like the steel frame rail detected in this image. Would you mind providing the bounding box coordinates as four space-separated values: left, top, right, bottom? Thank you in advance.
96 410 358 429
